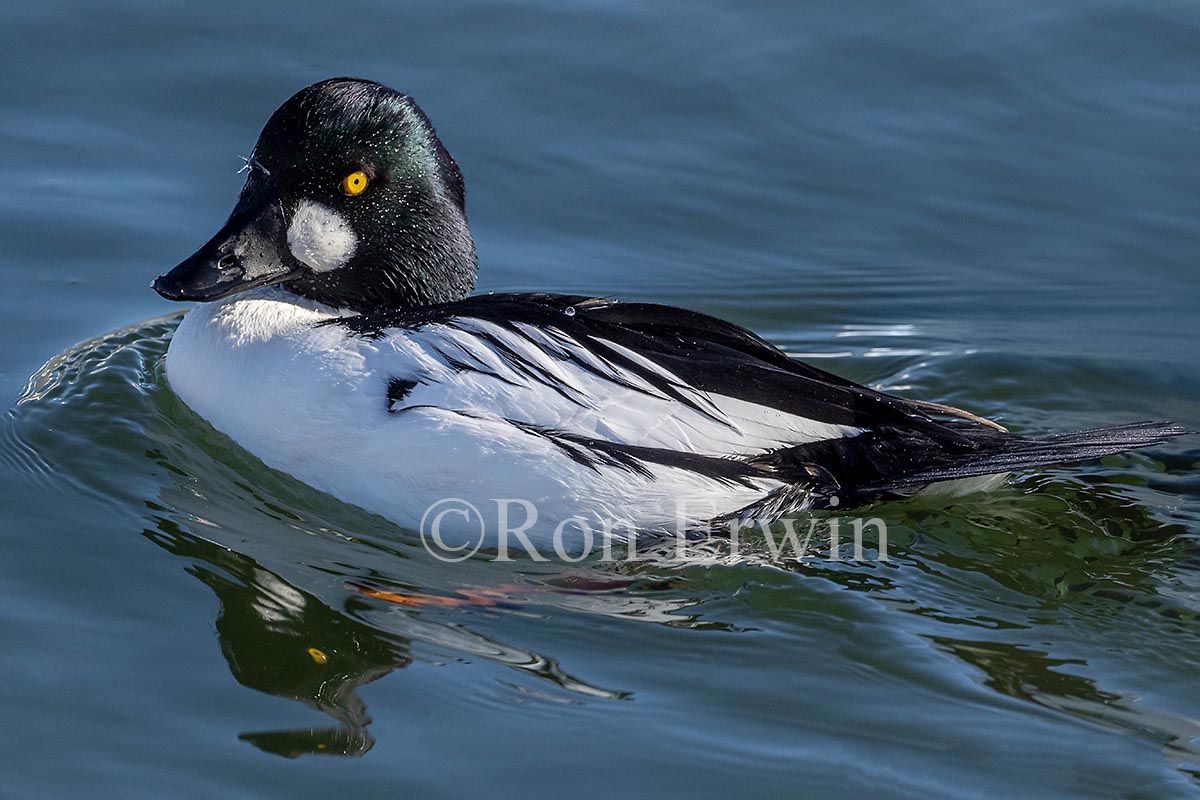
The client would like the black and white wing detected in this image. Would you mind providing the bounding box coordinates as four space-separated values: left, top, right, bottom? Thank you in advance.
338 292 925 450
333 293 1182 517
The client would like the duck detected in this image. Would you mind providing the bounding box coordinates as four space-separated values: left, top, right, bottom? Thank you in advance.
153 77 1182 547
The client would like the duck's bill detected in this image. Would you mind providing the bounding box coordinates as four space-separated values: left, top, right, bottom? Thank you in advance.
152 197 304 302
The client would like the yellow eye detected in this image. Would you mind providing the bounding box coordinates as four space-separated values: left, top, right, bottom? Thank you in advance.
341 170 369 196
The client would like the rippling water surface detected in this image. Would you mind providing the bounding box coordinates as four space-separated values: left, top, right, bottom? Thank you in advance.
2 2 1199 797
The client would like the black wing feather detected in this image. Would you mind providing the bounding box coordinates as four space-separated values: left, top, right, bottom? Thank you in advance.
334 292 950 433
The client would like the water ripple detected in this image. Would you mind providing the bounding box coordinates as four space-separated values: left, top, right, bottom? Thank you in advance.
7 314 1199 774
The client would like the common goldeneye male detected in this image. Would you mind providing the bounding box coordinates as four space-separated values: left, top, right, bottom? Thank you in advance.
153 78 1181 542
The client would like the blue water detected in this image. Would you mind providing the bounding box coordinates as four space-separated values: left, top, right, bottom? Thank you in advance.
2 2 1199 797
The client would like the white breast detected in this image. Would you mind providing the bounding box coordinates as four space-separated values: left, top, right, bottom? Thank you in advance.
163 290 787 547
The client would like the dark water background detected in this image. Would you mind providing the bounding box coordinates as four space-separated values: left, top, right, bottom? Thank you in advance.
2 2 1199 797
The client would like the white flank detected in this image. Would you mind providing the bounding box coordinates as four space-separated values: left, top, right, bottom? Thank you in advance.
163 290 868 545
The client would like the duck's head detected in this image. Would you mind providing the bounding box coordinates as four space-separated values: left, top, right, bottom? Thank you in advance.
153 78 477 313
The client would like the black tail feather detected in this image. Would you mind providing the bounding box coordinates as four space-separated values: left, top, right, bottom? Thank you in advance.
752 420 1188 509
860 421 1186 495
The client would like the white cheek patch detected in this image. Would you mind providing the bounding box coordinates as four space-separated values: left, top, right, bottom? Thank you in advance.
286 199 358 272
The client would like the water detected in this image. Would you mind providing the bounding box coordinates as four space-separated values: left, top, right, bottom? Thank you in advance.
2 1 1199 797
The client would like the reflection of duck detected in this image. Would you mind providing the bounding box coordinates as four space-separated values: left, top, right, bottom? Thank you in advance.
152 77 1184 542
148 519 409 757
145 505 683 756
